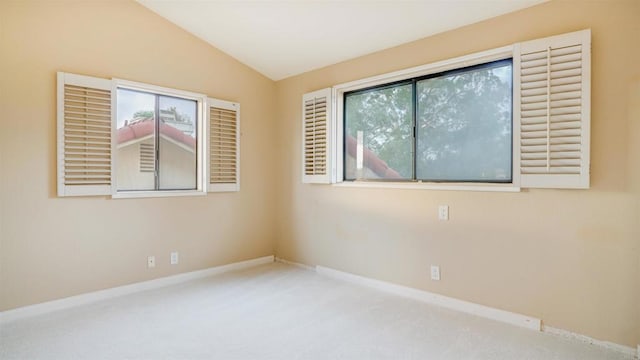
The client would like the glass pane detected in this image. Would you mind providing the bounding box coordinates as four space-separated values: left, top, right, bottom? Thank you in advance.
416 61 512 182
116 88 156 191
344 83 413 180
158 95 197 190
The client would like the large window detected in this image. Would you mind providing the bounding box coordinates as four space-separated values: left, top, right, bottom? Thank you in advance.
303 30 590 190
344 59 513 183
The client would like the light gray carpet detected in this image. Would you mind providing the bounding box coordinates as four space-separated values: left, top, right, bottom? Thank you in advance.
0 262 631 359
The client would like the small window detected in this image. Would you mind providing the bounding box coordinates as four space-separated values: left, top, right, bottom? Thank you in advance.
116 88 199 192
344 59 513 183
57 72 241 198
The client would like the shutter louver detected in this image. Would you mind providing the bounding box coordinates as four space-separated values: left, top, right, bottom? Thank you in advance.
207 99 240 192
302 88 333 184
57 72 114 197
516 29 591 189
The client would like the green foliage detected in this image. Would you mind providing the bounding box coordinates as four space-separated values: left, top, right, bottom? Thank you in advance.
133 110 154 119
345 83 413 179
416 64 512 181
345 62 512 181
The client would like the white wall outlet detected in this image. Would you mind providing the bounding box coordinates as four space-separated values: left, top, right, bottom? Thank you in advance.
170 252 179 265
430 265 441 281
147 256 155 268
438 205 449 221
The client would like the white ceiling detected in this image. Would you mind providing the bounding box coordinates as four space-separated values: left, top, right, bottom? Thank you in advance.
137 0 546 81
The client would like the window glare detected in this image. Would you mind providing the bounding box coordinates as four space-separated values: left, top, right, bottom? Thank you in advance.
416 62 512 182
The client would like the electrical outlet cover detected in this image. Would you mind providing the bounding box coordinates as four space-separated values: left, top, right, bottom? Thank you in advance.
430 265 441 280
438 205 449 221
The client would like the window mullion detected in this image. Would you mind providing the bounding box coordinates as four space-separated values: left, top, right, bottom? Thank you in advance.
412 80 417 181
154 94 160 191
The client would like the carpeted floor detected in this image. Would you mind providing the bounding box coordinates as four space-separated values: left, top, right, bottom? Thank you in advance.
0 262 631 359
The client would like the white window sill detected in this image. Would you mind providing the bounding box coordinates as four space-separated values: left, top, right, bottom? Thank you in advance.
112 190 207 199
332 181 520 193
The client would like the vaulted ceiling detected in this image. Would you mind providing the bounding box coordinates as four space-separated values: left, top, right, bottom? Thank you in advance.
137 0 547 81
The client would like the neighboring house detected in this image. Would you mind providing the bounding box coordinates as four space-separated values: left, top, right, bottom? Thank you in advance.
116 117 196 190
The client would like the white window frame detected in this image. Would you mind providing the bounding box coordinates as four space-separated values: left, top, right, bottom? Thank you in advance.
332 45 521 192
111 79 208 199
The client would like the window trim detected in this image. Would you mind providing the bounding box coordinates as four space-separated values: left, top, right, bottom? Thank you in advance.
333 181 521 193
332 45 521 192
112 79 208 198
111 189 208 199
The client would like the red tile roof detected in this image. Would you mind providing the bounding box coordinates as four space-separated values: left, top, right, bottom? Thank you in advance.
345 135 402 179
117 121 396 178
117 119 195 148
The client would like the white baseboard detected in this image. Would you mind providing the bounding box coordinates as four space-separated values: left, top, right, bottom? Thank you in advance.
0 255 274 324
542 326 637 359
274 257 315 271
316 265 541 330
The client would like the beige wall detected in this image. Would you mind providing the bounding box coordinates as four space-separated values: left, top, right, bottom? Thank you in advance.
275 0 640 347
1 0 638 350
0 1 276 310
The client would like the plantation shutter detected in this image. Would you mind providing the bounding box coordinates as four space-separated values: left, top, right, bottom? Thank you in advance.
207 98 240 192
57 72 114 197
515 29 591 189
302 88 333 184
